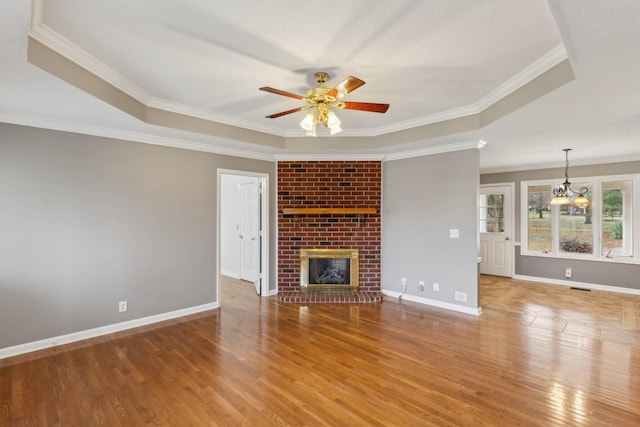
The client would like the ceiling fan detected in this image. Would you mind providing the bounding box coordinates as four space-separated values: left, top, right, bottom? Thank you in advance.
259 72 389 136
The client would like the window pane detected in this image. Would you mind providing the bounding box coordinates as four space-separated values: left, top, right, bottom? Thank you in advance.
559 183 593 254
602 180 633 257
480 193 504 233
527 185 552 252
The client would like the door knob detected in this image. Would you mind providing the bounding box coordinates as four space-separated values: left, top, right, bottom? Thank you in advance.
505 236 510 241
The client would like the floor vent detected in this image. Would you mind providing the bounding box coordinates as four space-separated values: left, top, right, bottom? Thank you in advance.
570 287 591 291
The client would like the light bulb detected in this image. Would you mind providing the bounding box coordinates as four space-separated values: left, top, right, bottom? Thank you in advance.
550 195 570 205
300 113 314 131
327 111 341 127
573 194 590 206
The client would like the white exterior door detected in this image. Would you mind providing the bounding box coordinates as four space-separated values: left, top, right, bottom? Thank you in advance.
239 181 260 293
479 184 513 277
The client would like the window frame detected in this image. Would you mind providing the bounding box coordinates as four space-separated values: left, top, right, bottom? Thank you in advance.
520 173 640 264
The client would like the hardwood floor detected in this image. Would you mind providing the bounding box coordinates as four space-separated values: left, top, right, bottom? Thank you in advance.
1 275 639 426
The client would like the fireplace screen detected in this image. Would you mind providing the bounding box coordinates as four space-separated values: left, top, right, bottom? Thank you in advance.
300 248 359 289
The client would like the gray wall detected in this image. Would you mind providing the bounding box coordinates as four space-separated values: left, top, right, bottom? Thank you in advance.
382 149 480 308
482 160 640 290
0 123 276 349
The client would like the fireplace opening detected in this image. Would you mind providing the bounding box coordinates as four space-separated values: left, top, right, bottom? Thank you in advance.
300 248 359 290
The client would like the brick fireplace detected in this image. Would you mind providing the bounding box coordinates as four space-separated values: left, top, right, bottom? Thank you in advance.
277 161 381 302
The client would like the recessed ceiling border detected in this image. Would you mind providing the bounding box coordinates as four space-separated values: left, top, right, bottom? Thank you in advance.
29 0 571 141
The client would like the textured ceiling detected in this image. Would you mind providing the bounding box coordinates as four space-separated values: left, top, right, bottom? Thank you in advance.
1 1 640 171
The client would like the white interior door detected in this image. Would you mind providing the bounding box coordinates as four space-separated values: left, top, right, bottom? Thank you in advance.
479 184 513 277
239 181 260 293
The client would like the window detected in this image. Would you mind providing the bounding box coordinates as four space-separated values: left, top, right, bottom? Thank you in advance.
521 175 639 263
526 184 552 252
601 180 633 257
480 193 504 233
559 182 593 255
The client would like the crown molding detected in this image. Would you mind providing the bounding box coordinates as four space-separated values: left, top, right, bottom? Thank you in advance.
347 45 569 136
146 97 285 136
481 152 640 174
0 113 276 162
28 0 568 139
476 44 568 111
1 112 488 164
383 139 486 161
29 14 151 105
273 153 386 161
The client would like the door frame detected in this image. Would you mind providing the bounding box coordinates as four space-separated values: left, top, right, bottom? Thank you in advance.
479 182 515 278
217 169 270 301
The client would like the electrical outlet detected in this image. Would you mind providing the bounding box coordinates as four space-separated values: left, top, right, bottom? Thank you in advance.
418 281 425 291
455 291 467 302
401 277 406 286
565 267 572 278
433 282 440 292
118 300 128 313
449 229 460 238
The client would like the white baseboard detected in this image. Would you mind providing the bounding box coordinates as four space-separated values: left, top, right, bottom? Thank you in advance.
0 302 219 360
221 271 241 279
513 274 640 295
264 289 278 297
382 290 482 316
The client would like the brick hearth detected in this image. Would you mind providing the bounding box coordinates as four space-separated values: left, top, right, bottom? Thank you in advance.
276 290 383 304
277 161 382 301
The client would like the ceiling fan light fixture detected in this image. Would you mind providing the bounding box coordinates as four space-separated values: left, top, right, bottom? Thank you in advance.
261 72 389 137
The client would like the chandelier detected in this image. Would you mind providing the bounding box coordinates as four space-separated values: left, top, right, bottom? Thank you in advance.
549 148 590 206
299 102 342 136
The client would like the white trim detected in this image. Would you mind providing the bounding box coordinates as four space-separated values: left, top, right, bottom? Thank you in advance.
382 290 482 316
146 98 286 136
30 0 44 30
0 113 276 162
480 182 515 278
383 139 486 161
520 174 640 264
29 21 151 105
363 105 481 136
221 271 241 280
476 45 568 111
0 302 219 360
481 153 640 174
274 153 386 161
28 2 568 140
259 175 270 296
513 275 640 296
217 169 270 297
0 114 486 163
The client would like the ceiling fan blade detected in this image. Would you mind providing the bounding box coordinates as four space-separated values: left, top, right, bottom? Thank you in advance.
338 102 389 113
265 106 309 119
259 87 304 100
328 76 365 99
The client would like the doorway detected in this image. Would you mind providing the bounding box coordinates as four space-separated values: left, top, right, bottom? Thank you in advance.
479 183 514 277
218 170 269 298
